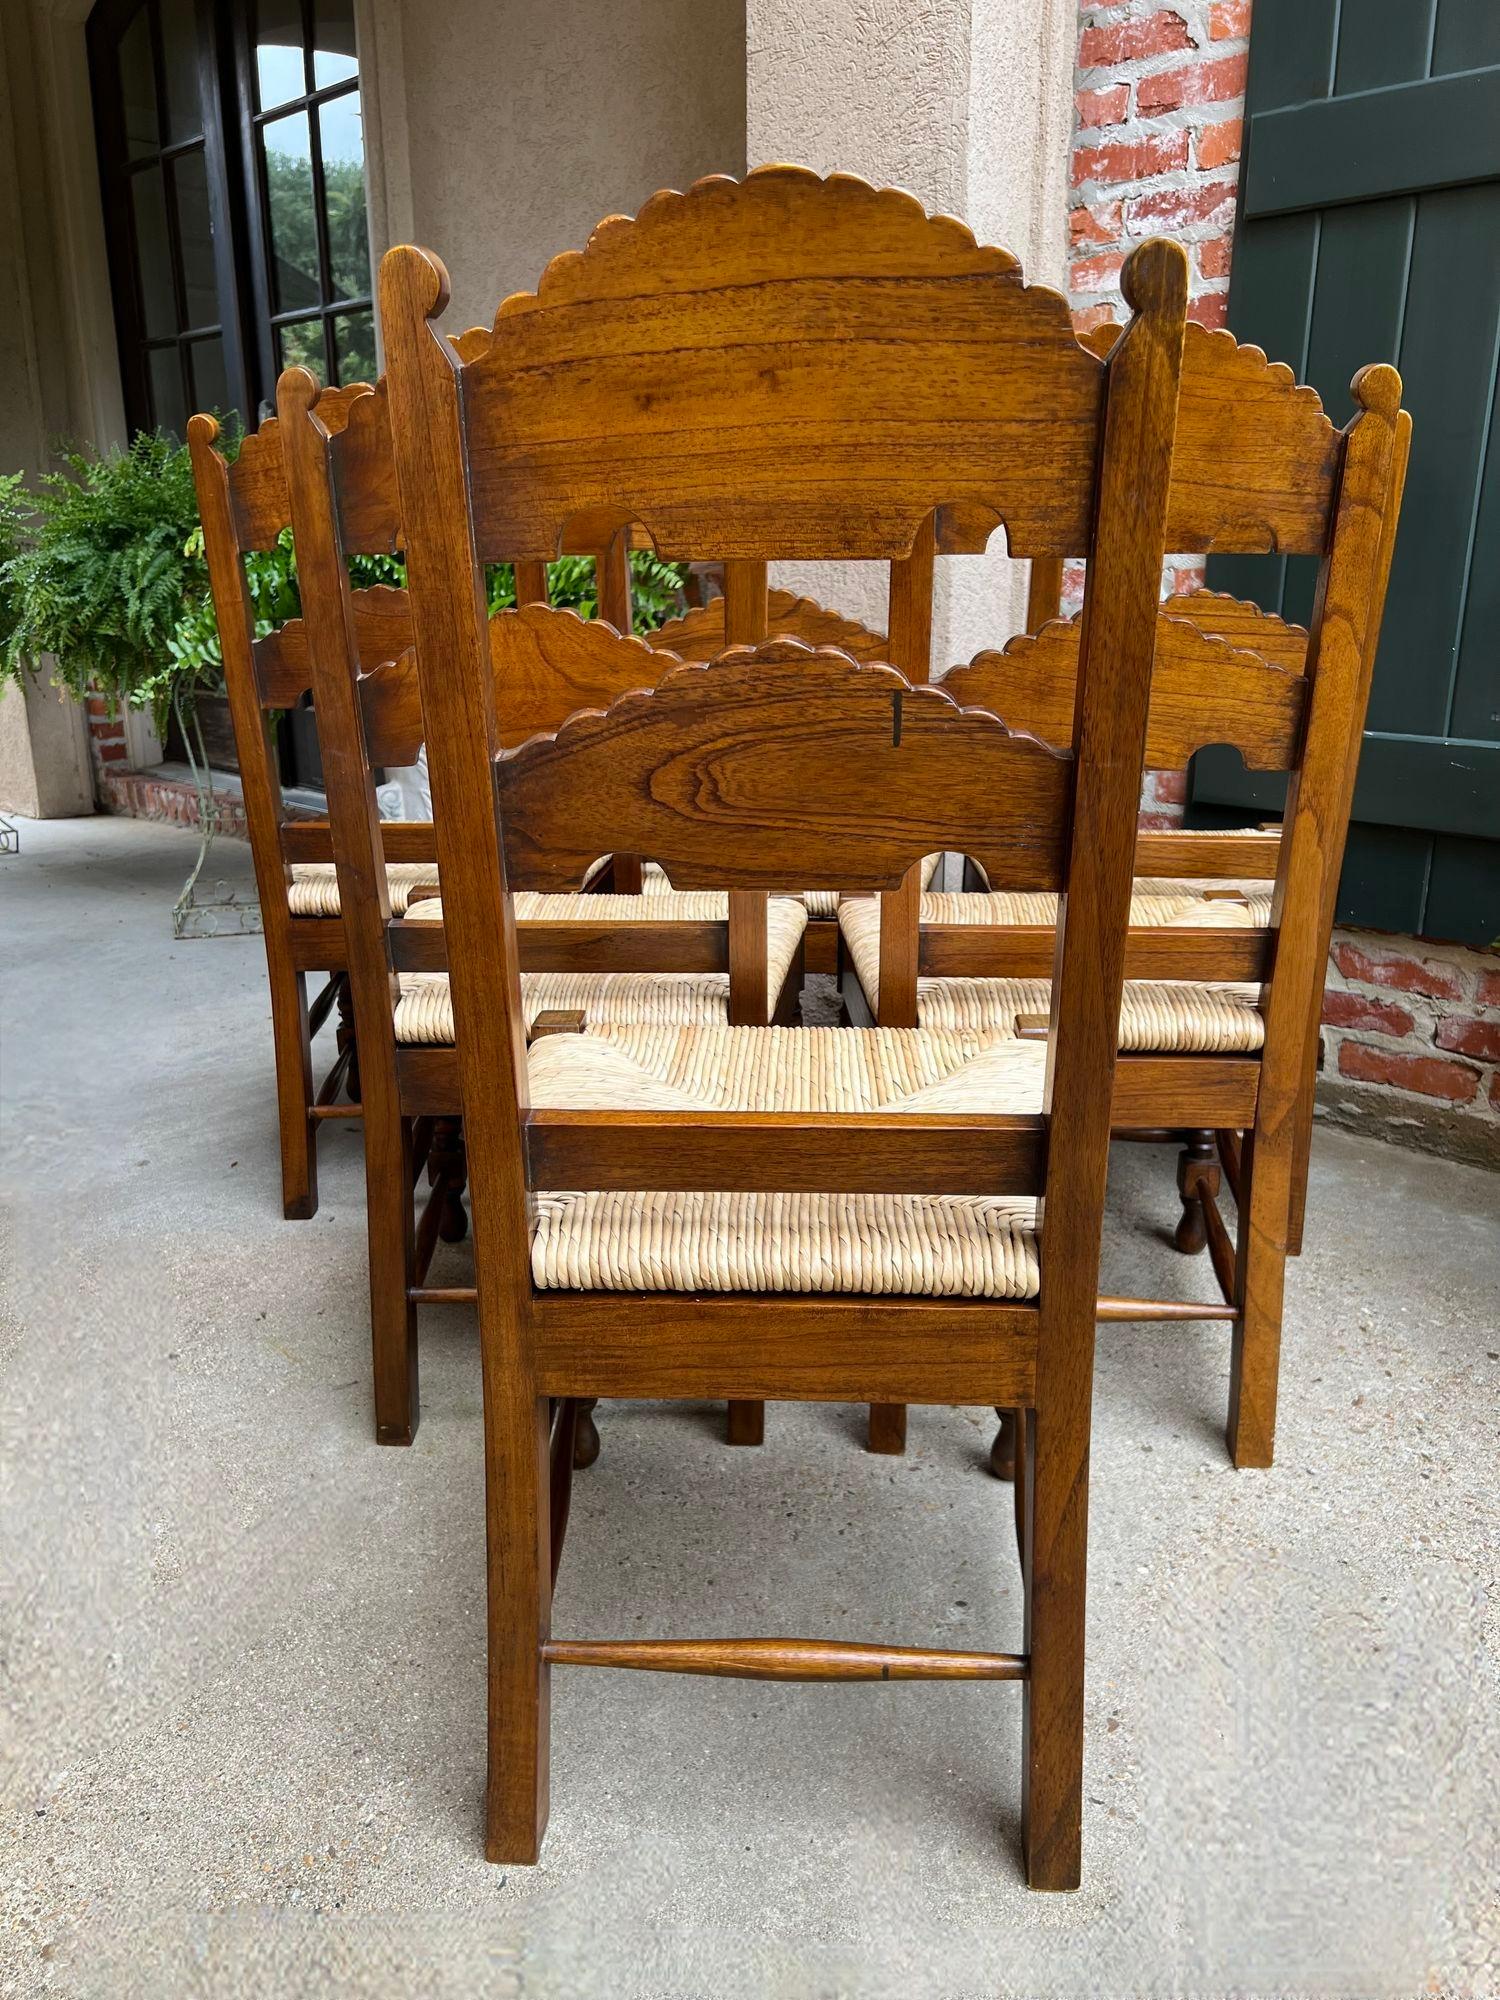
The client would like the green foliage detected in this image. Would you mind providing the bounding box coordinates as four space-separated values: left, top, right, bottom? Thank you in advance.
0 433 207 734
484 551 689 630
0 419 689 743
0 472 31 659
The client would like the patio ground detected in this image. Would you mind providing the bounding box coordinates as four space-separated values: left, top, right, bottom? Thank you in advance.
2 814 1496 2000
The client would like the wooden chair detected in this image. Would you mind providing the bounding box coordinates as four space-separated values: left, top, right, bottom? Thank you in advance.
184 404 651 1224
185 411 440 1221
838 322 1410 1468
373 165 1203 1884
257 350 954 1451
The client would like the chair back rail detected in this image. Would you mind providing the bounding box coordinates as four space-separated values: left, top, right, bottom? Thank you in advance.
940 609 1307 773
492 636 1072 896
452 170 1105 564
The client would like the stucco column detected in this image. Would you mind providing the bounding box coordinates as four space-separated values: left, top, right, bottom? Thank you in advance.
747 0 1075 664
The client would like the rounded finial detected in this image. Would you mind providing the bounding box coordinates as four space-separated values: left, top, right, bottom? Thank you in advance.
1352 362 1401 421
1121 236 1189 317
275 365 320 420
379 243 451 322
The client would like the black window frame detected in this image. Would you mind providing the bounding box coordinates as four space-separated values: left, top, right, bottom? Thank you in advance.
87 0 375 435
88 0 255 436
235 0 375 411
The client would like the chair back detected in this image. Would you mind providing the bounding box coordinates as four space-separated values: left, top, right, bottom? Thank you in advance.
376 170 1191 1399
865 352 1410 1189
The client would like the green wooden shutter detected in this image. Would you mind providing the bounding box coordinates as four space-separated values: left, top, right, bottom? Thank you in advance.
1191 0 1500 947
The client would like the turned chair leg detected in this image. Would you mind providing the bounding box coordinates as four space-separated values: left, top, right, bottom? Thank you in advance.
371 1114 420 1446
270 961 318 1220
485 1388 551 1864
867 1403 907 1453
1173 1129 1219 1254
430 1115 469 1242
335 975 361 1106
572 1398 601 1469
988 1407 1018 1480
726 1400 765 1446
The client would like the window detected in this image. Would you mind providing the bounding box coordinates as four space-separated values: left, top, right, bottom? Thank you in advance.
89 0 249 435
88 0 376 438
247 0 377 396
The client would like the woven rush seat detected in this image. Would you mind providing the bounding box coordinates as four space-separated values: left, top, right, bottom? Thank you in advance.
392 893 807 1044
838 893 1266 1050
639 852 942 919
288 860 440 918
526 1023 1045 1295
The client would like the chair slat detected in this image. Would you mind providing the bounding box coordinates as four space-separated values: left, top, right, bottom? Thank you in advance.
523 1108 1047 1194
939 609 1307 772
493 634 1072 895
647 589 892 663
459 167 1104 562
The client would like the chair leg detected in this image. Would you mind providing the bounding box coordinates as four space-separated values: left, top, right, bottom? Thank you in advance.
572 1398 601 1469
988 1407 1018 1480
1173 1129 1218 1254
335 976 361 1106
484 1389 552 1865
432 1116 469 1243
271 961 318 1220
867 1403 907 1453
1021 1405 1085 1892
1226 1126 1288 1470
726 1400 765 1446
371 1115 419 1446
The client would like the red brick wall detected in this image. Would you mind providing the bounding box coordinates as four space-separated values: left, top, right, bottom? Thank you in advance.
1070 1 1247 341
1069 0 1500 1165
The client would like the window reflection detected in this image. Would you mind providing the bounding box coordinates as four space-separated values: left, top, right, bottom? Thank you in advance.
277 318 326 382
119 7 158 157
130 166 175 340
174 149 218 330
319 93 369 299
158 0 203 143
334 310 376 386
255 0 305 107
263 112 320 311
313 0 359 89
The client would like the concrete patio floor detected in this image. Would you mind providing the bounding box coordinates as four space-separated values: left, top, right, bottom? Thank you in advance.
2 814 1497 2000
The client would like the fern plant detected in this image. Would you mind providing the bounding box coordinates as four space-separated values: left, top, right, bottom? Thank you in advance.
0 427 691 747
0 433 210 736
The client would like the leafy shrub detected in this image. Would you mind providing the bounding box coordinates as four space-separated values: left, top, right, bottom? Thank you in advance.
1 435 206 733
0 426 690 740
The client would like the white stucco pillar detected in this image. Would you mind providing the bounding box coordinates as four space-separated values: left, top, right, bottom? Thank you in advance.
747 0 1075 664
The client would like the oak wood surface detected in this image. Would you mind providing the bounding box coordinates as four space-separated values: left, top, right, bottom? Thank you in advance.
492 639 1072 896
543 1638 1027 1681
458 167 1104 562
533 1292 1040 1405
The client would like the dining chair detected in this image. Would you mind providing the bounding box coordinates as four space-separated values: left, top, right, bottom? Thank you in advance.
374 164 1199 1886
184 406 645 1223
269 365 822 1449
838 321 1410 1468
185 411 435 1221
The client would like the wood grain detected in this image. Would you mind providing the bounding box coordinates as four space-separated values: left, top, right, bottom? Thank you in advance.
492 635 1072 895
458 167 1103 561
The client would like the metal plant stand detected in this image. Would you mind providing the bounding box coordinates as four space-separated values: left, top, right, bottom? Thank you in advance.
170 684 261 939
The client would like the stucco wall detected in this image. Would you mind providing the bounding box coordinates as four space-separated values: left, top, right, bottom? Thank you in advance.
0 0 104 816
746 0 1074 665
383 0 749 331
